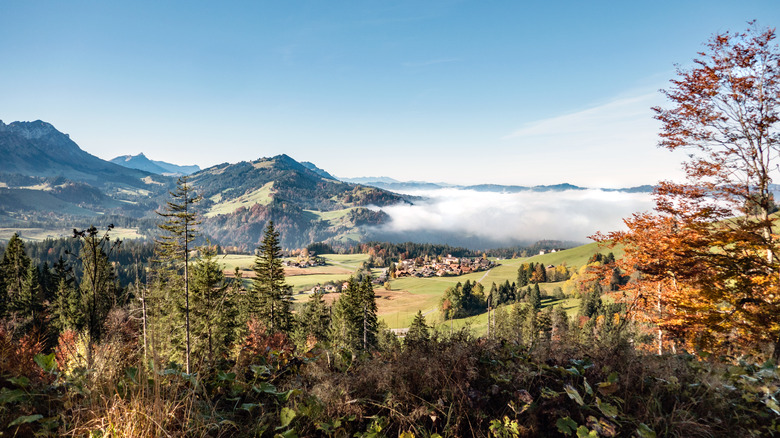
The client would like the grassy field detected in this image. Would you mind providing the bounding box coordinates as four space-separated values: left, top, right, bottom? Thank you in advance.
0 227 146 242
204 182 274 217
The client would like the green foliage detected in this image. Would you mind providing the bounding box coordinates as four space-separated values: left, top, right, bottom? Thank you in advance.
249 221 294 333
330 276 378 351
293 292 330 349
405 310 430 347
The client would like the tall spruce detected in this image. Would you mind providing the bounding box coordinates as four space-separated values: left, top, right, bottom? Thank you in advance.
330 276 378 351
0 233 30 318
293 291 331 349
155 176 200 374
191 245 238 367
249 221 293 333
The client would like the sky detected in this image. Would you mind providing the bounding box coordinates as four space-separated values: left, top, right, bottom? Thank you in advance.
2 1 780 188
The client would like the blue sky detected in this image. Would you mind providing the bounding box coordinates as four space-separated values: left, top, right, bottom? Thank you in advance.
2 1 779 187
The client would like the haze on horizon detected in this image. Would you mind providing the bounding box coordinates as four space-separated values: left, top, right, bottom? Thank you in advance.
2 1 780 188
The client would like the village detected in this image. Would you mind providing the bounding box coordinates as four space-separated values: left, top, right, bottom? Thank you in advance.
393 254 496 278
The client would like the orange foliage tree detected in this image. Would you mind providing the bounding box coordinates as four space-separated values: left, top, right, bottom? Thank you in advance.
598 24 780 359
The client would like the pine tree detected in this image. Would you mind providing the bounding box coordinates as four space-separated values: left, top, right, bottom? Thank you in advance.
405 310 430 346
191 245 237 367
250 221 293 333
330 276 378 351
529 283 542 311
0 233 30 318
155 176 201 374
293 291 330 349
14 262 44 333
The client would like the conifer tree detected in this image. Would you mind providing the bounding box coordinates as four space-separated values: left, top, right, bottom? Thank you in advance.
249 221 293 333
405 310 430 346
0 233 30 318
155 176 200 373
190 245 237 367
330 276 378 351
293 291 330 349
529 283 542 311
14 262 44 333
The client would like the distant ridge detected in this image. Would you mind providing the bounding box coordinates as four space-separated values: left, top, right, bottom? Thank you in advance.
0 119 152 187
111 153 200 176
338 177 655 193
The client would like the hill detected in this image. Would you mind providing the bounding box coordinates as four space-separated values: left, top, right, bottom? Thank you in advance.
193 154 410 248
0 120 156 188
110 153 200 176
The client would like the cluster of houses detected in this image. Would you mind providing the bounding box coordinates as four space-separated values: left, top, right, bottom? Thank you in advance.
394 255 495 278
282 255 326 268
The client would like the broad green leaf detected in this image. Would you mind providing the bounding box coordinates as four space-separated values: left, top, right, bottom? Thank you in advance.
9 414 43 427
217 371 236 382
254 381 277 394
576 425 597 438
636 423 657 438
596 397 618 418
564 384 585 406
274 429 298 438
0 388 27 404
34 353 57 373
279 407 296 428
556 416 578 435
583 379 593 396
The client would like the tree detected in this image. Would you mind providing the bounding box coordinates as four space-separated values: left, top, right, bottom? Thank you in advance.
74 225 121 365
405 310 430 346
293 291 330 349
0 233 30 318
330 276 378 351
155 176 200 373
191 245 237 367
598 24 780 358
250 221 293 333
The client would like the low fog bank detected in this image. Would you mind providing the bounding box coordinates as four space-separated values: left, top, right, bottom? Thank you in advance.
370 188 654 249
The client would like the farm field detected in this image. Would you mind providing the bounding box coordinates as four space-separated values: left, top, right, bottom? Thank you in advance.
0 227 146 242
220 243 608 331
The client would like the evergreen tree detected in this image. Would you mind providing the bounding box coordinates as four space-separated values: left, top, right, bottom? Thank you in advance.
13 262 44 333
155 176 200 373
51 277 82 333
191 245 237 367
330 276 378 351
250 221 293 333
529 283 542 311
293 291 331 349
405 310 430 346
0 233 30 317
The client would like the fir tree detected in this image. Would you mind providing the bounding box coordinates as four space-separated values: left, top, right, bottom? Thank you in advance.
293 291 330 349
0 233 30 317
191 245 237 367
405 310 430 346
330 276 378 351
529 283 542 311
250 221 293 333
155 176 201 374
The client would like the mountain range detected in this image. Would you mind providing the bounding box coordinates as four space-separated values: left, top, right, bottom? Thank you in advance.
110 153 200 176
0 120 409 248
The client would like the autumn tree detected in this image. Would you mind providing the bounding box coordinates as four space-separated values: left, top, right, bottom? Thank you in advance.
599 24 780 358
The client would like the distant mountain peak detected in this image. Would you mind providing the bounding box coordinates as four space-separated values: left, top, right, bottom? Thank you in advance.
0 120 63 140
110 153 200 176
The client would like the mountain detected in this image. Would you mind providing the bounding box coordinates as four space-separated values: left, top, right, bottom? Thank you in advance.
192 154 409 248
110 153 201 176
301 161 338 180
339 176 655 193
